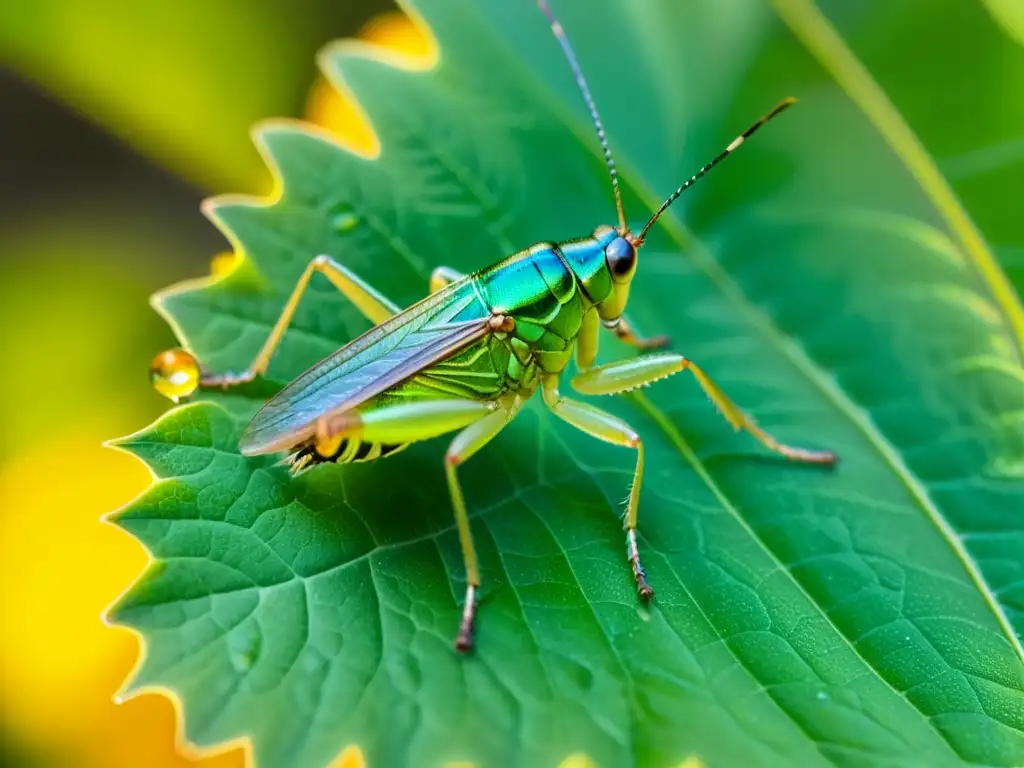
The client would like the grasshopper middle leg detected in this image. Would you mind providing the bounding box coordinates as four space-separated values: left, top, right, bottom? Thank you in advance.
201 254 400 388
541 376 653 600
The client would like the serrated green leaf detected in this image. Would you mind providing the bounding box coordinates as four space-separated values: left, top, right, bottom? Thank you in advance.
108 2 1024 767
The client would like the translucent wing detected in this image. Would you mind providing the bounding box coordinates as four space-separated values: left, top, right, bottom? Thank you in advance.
239 278 491 455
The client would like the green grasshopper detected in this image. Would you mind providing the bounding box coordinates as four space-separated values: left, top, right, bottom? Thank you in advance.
150 0 836 652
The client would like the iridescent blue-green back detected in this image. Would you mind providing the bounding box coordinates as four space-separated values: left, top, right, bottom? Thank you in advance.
241 232 616 461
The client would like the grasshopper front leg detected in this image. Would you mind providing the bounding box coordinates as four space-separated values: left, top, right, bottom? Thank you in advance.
572 352 837 464
575 309 669 375
606 315 670 351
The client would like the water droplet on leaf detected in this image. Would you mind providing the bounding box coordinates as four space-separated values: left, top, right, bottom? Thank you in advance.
149 349 200 401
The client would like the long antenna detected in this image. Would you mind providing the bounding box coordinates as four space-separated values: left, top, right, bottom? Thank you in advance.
634 97 797 247
537 0 627 232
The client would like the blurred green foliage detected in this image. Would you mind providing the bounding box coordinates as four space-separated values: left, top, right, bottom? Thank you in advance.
0 0 391 191
983 0 1024 46
817 0 1024 295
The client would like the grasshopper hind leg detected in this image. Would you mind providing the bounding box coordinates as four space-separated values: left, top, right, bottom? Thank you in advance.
199 255 401 389
444 400 520 651
293 394 520 652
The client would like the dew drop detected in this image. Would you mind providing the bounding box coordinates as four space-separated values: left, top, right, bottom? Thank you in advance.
149 349 200 401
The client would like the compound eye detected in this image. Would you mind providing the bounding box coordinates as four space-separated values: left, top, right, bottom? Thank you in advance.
605 236 637 281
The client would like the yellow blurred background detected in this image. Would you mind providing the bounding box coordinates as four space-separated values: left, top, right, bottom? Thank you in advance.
0 3 432 765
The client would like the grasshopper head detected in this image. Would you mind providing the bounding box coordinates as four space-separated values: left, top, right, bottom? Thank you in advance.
591 225 638 323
